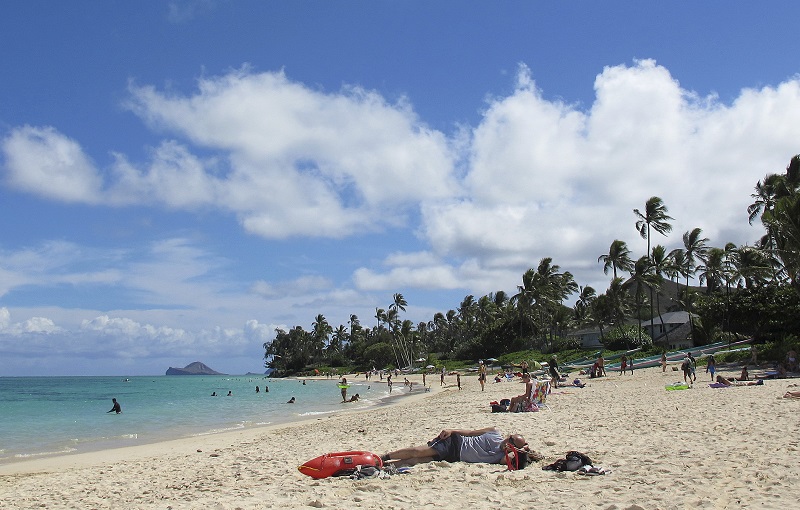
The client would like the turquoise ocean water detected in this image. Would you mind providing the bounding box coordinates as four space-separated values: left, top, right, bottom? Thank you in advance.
0 375 389 464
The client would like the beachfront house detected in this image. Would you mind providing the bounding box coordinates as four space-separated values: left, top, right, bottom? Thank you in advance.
567 311 693 351
641 311 693 350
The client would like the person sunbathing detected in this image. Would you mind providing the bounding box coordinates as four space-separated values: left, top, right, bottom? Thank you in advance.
380 427 534 467
716 375 763 386
783 390 800 399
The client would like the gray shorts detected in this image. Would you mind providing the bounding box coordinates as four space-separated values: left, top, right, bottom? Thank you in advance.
428 434 462 462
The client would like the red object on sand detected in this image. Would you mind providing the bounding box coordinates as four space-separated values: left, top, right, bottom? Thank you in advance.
298 451 383 479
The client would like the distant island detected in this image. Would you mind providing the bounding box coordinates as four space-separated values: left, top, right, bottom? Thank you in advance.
166 361 226 376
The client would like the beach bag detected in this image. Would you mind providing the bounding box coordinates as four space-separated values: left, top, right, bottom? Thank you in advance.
543 451 593 471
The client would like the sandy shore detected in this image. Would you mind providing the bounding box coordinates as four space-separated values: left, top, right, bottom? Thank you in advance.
2 365 799 509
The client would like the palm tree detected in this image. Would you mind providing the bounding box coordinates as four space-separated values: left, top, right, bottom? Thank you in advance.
634 197 673 322
698 247 725 294
630 256 657 345
574 285 596 326
311 314 332 360
634 197 674 258
681 228 710 288
748 173 784 225
650 244 671 342
598 240 634 280
667 248 687 287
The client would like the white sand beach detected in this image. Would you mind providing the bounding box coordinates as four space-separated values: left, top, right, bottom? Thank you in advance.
2 365 798 509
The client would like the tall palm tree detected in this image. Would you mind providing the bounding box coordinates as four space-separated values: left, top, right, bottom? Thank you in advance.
311 314 332 359
650 244 671 342
598 240 634 280
634 196 674 257
630 256 657 345
698 247 726 294
634 197 673 322
681 228 710 288
574 285 596 326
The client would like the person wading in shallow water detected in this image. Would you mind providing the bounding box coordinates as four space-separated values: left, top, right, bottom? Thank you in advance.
107 398 122 414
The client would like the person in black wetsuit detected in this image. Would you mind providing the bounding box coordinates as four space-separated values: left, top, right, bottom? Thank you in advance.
107 398 122 414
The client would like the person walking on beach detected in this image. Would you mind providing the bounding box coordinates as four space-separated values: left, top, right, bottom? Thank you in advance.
478 361 487 391
107 398 122 414
387 373 393 393
440 366 446 386
457 373 461 390
681 356 692 384
688 353 697 382
620 355 627 375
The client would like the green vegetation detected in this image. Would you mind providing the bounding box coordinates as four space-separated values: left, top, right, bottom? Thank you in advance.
265 155 800 376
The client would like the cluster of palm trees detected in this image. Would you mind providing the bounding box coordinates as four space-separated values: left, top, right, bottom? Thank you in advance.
265 155 800 374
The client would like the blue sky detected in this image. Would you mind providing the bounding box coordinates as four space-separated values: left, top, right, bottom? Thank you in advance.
2 1 800 376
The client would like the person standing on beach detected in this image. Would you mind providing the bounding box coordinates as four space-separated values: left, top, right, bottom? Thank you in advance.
107 398 122 414
548 356 560 388
681 356 692 384
457 373 461 390
387 373 393 393
478 361 487 391
440 367 445 386
340 377 348 402
706 355 717 381
422 372 426 388
661 352 667 372
688 353 697 382
620 355 627 375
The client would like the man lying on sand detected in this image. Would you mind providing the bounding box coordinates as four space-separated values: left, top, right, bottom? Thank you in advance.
381 426 539 468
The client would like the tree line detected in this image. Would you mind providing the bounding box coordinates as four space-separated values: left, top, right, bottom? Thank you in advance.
265 155 800 374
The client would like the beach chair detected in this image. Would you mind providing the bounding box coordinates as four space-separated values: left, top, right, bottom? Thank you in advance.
529 380 551 411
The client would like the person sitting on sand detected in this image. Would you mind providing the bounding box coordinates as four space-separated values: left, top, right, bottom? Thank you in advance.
347 393 360 402
508 373 534 412
738 366 749 381
380 427 534 468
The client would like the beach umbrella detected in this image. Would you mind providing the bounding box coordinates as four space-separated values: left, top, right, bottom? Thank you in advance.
486 358 498 362
416 358 426 362
426 364 436 369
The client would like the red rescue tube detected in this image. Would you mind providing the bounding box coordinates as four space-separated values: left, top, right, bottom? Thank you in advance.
298 451 383 479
